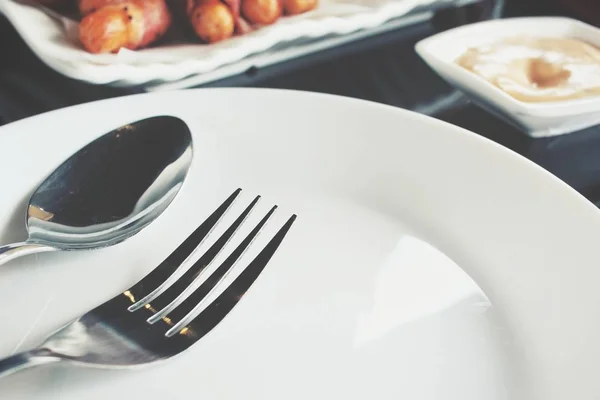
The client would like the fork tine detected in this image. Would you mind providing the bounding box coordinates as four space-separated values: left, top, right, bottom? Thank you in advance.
154 205 277 325
124 189 241 307
142 196 262 320
166 214 297 337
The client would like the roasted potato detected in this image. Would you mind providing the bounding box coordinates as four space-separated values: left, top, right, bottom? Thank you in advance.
221 0 253 34
282 0 316 15
141 0 173 45
186 0 239 18
78 0 172 53
78 0 128 15
241 0 281 25
188 0 235 43
221 0 241 18
76 0 318 53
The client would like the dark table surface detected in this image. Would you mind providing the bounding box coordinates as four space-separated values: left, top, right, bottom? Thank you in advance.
2 1 600 207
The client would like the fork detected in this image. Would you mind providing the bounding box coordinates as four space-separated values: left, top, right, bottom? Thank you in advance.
0 189 296 379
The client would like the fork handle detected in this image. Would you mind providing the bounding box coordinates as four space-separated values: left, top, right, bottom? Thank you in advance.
0 242 57 266
0 349 60 379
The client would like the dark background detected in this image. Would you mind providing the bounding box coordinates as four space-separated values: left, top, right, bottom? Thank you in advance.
2 0 600 206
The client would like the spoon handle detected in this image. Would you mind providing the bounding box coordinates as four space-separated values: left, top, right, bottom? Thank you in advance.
0 242 56 266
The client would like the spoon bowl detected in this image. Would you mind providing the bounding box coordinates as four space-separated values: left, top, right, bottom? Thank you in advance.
0 115 193 265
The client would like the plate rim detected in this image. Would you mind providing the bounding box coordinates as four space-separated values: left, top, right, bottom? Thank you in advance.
1 86 596 214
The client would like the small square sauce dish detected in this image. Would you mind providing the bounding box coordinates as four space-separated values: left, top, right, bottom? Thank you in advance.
415 17 600 138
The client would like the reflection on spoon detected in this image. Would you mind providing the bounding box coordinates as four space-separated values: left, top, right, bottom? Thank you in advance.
0 116 193 266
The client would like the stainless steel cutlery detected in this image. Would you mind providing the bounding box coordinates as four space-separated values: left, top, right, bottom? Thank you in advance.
0 189 296 378
0 116 193 265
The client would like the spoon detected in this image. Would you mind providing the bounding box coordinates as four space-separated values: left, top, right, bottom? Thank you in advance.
0 115 193 265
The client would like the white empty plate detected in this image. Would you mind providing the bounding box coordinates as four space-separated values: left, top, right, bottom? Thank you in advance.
0 89 599 400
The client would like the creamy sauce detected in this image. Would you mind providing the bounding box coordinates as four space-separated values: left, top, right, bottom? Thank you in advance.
455 36 600 102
